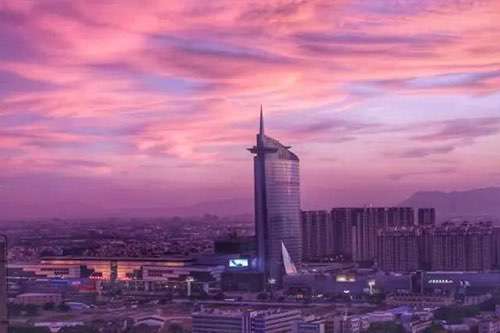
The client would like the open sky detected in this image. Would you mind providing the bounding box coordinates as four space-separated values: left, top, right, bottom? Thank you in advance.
1 0 500 219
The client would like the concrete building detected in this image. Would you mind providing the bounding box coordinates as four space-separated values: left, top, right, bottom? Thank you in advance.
386 292 454 307
377 227 420 272
192 309 252 333
351 208 385 263
330 208 364 259
8 263 81 279
302 211 334 261
297 316 326 333
431 222 493 271
192 308 301 333
478 317 500 333
15 293 63 305
252 309 301 333
0 236 7 333
417 208 435 226
417 226 433 270
387 207 415 228
249 108 302 283
404 319 433 333
330 207 422 262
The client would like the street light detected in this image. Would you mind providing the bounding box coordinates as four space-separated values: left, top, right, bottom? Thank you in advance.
186 276 195 297
268 278 276 300
368 280 376 295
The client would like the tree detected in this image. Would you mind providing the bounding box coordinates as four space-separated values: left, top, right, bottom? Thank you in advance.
164 323 185 333
213 292 226 300
59 327 99 333
423 324 447 333
434 305 480 324
366 322 405 333
57 303 71 312
257 292 268 301
9 327 51 333
42 302 55 311
24 304 39 317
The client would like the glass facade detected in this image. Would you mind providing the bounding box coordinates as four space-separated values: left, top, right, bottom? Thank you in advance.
249 112 302 282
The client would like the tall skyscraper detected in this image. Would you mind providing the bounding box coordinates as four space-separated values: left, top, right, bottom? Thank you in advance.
431 222 493 271
418 208 436 226
0 235 7 333
330 208 362 259
351 207 385 262
249 108 302 282
377 227 420 272
387 207 415 228
301 210 334 261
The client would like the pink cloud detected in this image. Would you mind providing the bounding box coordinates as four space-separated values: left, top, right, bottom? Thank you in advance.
1 0 500 217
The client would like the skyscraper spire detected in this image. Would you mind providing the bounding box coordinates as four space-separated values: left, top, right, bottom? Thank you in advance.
259 105 264 136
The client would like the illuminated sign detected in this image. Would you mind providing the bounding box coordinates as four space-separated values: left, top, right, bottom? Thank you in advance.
229 259 249 268
336 274 356 282
428 279 454 284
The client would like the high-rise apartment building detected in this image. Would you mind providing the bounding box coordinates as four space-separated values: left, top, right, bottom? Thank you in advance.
418 226 434 270
494 227 500 269
331 207 393 262
418 208 436 226
431 222 493 271
352 207 386 262
387 207 415 228
301 211 334 261
377 227 420 272
249 108 302 282
330 208 364 260
0 235 7 333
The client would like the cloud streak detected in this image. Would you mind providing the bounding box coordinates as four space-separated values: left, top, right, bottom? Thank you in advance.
1 0 500 217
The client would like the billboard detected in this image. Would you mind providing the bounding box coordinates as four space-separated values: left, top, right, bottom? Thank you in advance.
229 259 249 268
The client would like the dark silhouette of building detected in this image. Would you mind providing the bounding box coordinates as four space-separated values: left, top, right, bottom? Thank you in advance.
0 235 7 333
418 208 436 226
387 207 415 228
352 207 387 262
214 236 256 255
330 207 416 262
301 211 334 261
418 225 434 270
249 108 302 283
377 227 420 272
431 222 493 271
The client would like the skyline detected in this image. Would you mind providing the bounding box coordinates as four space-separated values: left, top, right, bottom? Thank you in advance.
1 1 500 219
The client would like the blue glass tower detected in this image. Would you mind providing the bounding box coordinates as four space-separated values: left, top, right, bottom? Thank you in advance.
249 107 302 283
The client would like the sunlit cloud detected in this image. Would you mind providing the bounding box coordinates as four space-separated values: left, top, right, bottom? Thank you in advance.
1 0 500 217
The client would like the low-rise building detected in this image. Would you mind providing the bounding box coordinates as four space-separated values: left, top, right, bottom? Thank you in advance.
297 315 326 333
15 293 62 305
404 319 433 333
192 308 301 333
386 293 454 307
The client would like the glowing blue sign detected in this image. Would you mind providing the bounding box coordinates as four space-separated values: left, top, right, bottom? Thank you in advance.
229 259 249 268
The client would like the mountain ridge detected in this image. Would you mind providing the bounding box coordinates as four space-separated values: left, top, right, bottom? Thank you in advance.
400 186 500 222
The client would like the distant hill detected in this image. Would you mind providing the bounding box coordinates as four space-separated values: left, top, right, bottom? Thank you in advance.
400 187 500 222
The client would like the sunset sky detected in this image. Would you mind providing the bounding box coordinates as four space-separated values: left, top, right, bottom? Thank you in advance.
1 0 500 219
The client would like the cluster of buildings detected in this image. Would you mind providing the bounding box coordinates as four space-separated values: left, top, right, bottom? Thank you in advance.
301 207 433 263
191 306 438 333
302 209 498 273
377 221 495 272
0 236 7 333
1 109 500 333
